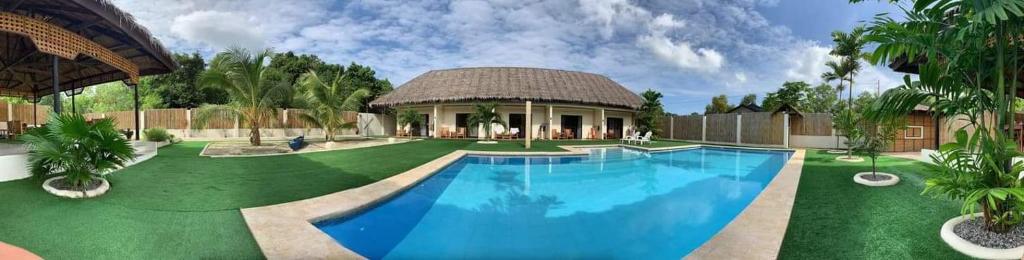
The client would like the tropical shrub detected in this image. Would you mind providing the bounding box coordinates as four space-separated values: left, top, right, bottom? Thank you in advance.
468 102 507 140
832 108 861 157
295 70 370 141
854 114 902 176
194 48 290 146
396 109 423 137
143 128 171 142
861 0 1024 233
637 90 664 135
22 113 136 189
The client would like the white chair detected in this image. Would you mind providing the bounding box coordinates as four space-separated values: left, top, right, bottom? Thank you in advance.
636 131 653 145
621 131 639 144
509 128 520 139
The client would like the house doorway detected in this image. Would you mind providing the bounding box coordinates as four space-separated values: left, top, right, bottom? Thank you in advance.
606 117 623 139
560 115 582 139
508 113 526 138
455 113 474 138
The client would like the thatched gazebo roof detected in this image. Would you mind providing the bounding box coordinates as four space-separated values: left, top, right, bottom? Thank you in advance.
370 67 645 110
0 0 177 99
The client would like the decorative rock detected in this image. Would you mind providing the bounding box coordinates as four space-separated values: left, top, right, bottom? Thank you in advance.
853 172 899 186
941 213 1024 259
835 156 864 162
42 176 109 199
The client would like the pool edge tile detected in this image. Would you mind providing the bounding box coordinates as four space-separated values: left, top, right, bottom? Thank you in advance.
685 149 806 260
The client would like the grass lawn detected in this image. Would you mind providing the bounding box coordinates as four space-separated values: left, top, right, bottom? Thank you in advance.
778 150 969 259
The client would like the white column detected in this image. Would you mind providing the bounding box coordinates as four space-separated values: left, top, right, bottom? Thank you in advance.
233 114 240 138
736 114 742 144
669 116 675 140
185 109 192 138
432 105 439 138
139 110 146 131
783 113 791 148
547 105 554 139
701 115 707 142
6 103 12 121
282 109 288 125
526 101 532 148
599 108 606 140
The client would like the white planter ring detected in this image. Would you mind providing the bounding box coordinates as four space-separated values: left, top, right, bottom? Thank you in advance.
941 213 1024 259
42 176 109 199
853 172 900 187
835 156 864 163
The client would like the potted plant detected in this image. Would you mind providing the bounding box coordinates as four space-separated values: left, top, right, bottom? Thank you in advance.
22 113 136 198
396 109 423 139
468 102 506 144
852 114 902 186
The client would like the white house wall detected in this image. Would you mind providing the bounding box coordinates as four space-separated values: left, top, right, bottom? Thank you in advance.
396 103 635 139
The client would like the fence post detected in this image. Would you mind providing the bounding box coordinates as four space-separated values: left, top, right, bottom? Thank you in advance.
234 114 240 138
669 116 675 140
139 110 146 134
282 109 288 125
783 113 790 148
701 115 707 142
736 114 742 144
185 109 192 138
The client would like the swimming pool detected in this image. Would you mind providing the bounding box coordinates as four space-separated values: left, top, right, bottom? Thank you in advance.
315 147 792 259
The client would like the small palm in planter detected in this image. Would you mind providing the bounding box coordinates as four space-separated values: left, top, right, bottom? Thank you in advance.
396 109 424 139
852 115 902 186
22 113 135 198
468 102 507 142
833 110 863 162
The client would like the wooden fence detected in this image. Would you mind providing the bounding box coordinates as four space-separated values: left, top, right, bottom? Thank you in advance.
0 101 51 125
705 113 738 143
79 108 363 131
790 113 832 136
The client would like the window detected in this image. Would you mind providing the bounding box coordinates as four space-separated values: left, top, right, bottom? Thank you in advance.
905 126 924 139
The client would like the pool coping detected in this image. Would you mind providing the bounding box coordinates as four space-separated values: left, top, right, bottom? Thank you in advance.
240 144 801 259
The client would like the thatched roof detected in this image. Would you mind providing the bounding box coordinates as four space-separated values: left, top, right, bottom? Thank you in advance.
370 67 645 110
0 0 177 98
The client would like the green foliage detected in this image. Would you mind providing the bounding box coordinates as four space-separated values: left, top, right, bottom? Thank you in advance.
143 128 171 142
862 0 1024 232
740 94 757 106
194 48 290 146
762 81 810 111
833 108 862 157
396 109 424 137
467 103 507 140
637 89 665 135
268 52 392 111
150 52 228 108
854 113 903 175
804 83 838 113
705 94 731 114
295 70 370 141
21 113 135 188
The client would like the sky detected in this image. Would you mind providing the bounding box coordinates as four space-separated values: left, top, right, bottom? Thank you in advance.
112 0 911 114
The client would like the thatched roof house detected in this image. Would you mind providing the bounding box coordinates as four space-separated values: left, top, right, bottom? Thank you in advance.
370 67 644 109
371 67 643 140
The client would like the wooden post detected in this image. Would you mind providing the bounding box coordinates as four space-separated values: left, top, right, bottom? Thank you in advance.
6 102 12 121
783 113 790 148
736 114 742 144
526 101 532 149
669 116 675 140
51 55 61 113
701 115 707 142
133 84 140 140
185 109 192 138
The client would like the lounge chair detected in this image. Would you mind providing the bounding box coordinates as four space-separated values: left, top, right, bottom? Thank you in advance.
552 129 562 139
636 131 653 145
455 127 467 138
606 129 617 139
509 128 520 139
621 131 639 144
439 127 450 138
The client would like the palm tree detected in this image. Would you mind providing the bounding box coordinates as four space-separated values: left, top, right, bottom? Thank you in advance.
294 70 370 141
828 26 868 157
468 102 506 140
194 48 290 146
23 113 135 191
396 109 423 138
822 60 851 149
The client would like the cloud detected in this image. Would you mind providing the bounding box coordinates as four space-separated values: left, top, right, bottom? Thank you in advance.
170 10 265 50
639 34 725 72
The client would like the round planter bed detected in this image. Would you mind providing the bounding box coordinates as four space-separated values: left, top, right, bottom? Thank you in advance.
835 155 864 162
826 150 847 154
941 213 1024 259
853 172 899 186
476 141 498 144
42 176 109 199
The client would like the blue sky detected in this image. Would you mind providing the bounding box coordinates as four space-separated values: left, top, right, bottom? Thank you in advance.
114 0 909 114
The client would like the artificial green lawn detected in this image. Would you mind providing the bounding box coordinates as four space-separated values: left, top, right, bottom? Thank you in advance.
2 138 683 259
778 150 969 259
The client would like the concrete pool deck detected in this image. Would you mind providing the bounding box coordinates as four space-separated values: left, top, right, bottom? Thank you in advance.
241 144 803 259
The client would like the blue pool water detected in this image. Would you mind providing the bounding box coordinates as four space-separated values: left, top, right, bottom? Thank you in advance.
316 147 792 259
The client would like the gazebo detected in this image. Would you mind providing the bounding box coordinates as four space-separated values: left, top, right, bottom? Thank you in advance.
0 0 177 140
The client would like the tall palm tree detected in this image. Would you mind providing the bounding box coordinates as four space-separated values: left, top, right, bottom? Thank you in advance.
468 102 506 140
295 70 370 141
194 48 290 146
828 26 868 157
